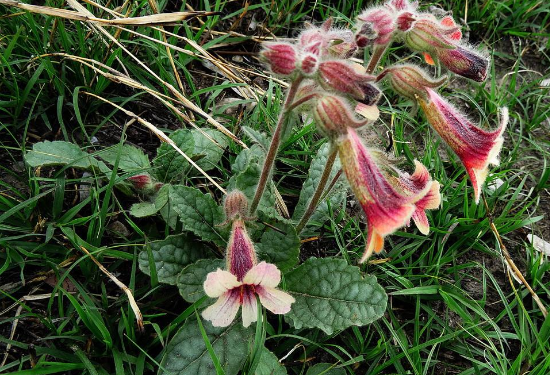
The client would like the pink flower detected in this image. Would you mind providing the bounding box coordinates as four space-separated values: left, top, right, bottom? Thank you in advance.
337 128 432 262
202 202 294 327
202 262 295 327
417 88 508 203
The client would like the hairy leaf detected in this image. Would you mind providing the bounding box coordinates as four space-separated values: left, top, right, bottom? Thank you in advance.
169 185 228 245
138 234 210 285
256 220 299 272
160 319 253 375
25 141 100 169
99 145 150 173
177 258 224 303
255 348 288 375
153 129 195 183
285 258 387 334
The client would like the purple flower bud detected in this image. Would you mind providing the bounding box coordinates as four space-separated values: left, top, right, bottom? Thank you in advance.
436 46 489 82
128 174 154 191
299 53 320 76
223 190 249 222
261 43 297 76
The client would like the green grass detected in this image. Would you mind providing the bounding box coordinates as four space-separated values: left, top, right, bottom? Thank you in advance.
1 0 550 374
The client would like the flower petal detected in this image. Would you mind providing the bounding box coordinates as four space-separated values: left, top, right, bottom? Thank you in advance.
411 209 430 235
202 291 241 327
362 227 385 262
203 269 240 298
243 262 281 288
256 286 295 314
241 289 258 328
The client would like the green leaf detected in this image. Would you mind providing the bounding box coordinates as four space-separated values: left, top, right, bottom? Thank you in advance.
191 129 229 172
138 234 210 285
130 202 159 218
99 144 151 173
155 184 178 229
255 348 288 375
160 319 253 375
242 126 269 150
292 143 347 234
306 363 346 375
177 259 224 303
256 220 299 272
169 185 228 245
25 140 99 169
285 258 387 334
153 129 195 183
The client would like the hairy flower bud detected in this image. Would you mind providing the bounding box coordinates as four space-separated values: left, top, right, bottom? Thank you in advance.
223 190 249 222
318 61 381 104
378 64 446 100
403 16 459 52
356 7 396 46
436 46 489 82
128 174 161 193
313 95 370 138
261 43 297 76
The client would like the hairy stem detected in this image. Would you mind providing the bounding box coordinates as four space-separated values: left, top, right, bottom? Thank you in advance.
250 76 304 214
296 146 338 234
365 44 389 74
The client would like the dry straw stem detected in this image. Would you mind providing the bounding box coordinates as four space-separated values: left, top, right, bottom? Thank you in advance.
0 0 218 25
79 246 145 332
482 195 548 318
83 91 227 193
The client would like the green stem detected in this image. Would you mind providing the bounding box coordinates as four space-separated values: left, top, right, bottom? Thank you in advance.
296 145 338 234
250 76 304 214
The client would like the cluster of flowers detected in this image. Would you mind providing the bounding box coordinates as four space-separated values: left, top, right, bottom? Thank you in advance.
130 0 510 328
261 0 508 262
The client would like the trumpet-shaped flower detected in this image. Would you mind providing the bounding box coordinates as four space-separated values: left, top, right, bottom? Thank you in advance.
202 195 294 327
336 129 432 262
417 88 508 203
318 61 381 104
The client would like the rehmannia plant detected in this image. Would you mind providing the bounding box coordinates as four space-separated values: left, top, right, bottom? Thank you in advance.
23 0 509 372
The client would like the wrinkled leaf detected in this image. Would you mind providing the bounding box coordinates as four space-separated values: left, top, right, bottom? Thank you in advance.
160 319 253 375
138 234 210 285
285 258 387 334
153 129 195 183
130 201 159 218
177 258 224 303
256 220 299 272
169 185 228 245
242 126 269 150
99 145 150 173
255 348 287 375
191 129 228 172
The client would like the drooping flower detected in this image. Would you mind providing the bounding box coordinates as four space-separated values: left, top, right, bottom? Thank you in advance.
417 89 508 203
299 18 358 59
397 13 488 82
380 65 507 203
336 128 432 262
202 191 294 327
